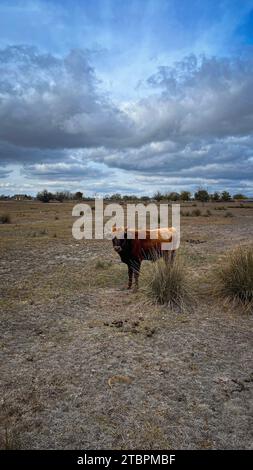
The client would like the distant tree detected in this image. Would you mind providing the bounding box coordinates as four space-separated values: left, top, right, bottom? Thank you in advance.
37 189 54 203
210 192 220 201
110 193 122 200
194 188 210 205
141 196 150 201
167 192 180 201
220 191 231 202
233 193 247 200
122 194 140 201
56 191 73 202
74 191 83 200
153 191 163 202
179 191 191 201
54 191 65 202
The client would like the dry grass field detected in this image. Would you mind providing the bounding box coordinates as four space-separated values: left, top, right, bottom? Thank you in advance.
0 200 252 449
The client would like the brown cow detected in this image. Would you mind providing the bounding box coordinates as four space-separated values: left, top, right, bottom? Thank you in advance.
112 227 177 289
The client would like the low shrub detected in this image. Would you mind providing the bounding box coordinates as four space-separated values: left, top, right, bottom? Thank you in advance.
0 214 11 224
143 258 193 310
225 211 234 218
213 245 253 310
191 208 201 216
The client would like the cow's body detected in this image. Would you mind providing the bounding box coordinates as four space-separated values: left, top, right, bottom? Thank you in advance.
112 227 177 289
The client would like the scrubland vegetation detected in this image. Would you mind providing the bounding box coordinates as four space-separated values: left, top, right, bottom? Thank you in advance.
0 199 252 450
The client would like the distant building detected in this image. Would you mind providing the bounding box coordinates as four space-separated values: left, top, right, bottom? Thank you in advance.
12 194 32 201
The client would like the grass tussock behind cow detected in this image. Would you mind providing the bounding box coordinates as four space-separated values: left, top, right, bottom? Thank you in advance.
0 213 11 224
212 245 253 312
142 256 194 311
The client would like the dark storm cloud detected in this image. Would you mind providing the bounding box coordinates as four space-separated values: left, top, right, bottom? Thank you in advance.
0 167 11 178
0 140 70 164
22 162 109 181
2 46 253 152
0 45 133 150
89 136 253 182
0 46 253 191
145 54 253 140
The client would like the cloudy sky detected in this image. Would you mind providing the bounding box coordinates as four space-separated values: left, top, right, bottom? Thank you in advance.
0 0 253 196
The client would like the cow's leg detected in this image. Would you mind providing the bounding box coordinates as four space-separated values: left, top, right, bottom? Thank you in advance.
133 261 141 291
170 249 176 263
127 265 133 289
163 250 169 265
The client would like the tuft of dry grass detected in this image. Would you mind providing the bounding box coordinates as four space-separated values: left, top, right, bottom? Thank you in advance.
192 208 201 217
142 257 193 310
181 210 190 217
213 245 253 310
224 211 234 218
181 208 202 217
95 259 109 269
0 423 20 450
214 206 227 211
0 213 11 224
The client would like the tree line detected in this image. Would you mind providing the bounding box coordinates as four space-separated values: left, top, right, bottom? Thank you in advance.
152 189 248 203
0 189 249 203
36 189 249 203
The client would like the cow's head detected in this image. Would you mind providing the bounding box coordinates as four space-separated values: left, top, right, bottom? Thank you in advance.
112 226 128 254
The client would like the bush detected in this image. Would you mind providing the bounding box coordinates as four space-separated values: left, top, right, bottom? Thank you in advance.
213 246 253 308
220 191 231 202
192 208 201 216
95 260 107 269
181 208 201 216
37 190 53 203
225 211 234 218
0 214 11 224
95 260 112 269
143 258 193 309
233 193 247 200
194 189 209 204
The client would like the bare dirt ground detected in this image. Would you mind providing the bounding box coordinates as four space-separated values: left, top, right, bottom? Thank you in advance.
0 201 252 449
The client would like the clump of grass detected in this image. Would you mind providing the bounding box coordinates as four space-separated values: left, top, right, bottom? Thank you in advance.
204 209 212 217
181 210 190 217
213 246 253 310
182 208 201 216
55 215 59 220
1 424 20 450
191 208 201 216
143 258 193 310
31 229 48 237
0 213 11 224
95 260 111 269
214 206 227 211
225 211 234 218
39 229 47 236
